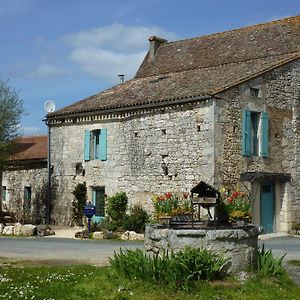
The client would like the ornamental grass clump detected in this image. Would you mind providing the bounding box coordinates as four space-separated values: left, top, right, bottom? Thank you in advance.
151 192 191 219
257 244 286 277
109 247 229 290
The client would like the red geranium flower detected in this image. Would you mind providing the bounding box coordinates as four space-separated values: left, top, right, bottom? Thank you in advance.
165 192 172 199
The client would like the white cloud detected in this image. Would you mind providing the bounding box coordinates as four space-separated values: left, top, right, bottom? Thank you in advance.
27 64 68 79
70 48 146 81
65 23 177 52
22 126 45 136
65 24 178 82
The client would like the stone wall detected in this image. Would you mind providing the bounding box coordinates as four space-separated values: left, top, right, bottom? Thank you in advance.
214 60 300 232
145 225 260 273
50 101 215 225
2 164 47 224
49 59 300 228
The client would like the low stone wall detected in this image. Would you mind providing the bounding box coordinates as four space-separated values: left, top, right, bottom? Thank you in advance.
144 225 260 273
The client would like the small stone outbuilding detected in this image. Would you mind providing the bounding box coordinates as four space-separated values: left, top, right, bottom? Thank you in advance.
1 136 48 224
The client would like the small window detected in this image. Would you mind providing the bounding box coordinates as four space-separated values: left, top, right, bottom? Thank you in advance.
24 186 32 213
91 129 100 160
250 112 260 156
250 87 260 98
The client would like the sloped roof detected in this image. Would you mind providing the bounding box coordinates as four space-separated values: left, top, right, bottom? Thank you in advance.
9 136 47 161
49 15 300 118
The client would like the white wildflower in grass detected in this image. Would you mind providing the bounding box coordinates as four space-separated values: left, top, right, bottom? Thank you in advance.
0 274 12 283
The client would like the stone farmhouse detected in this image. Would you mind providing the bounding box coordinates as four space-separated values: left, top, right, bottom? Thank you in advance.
46 16 300 232
1 136 47 224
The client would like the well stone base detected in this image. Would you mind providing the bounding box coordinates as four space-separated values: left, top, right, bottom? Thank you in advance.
144 225 260 273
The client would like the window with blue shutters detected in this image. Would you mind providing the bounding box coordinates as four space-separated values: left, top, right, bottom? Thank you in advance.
242 110 268 158
84 128 107 161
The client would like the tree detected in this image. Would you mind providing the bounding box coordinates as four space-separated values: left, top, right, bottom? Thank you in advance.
0 80 24 210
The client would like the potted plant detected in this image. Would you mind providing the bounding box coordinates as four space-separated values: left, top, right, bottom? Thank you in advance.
152 192 191 225
222 189 252 226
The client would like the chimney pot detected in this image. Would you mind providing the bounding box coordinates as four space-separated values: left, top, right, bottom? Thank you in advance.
118 74 125 84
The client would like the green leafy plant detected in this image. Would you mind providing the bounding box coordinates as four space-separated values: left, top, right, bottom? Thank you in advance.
257 244 286 277
124 204 149 233
72 182 87 226
292 223 300 231
90 221 105 232
109 247 228 290
106 192 128 231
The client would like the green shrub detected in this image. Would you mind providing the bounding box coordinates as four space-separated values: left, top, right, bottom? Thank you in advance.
106 192 128 231
292 222 300 231
90 220 105 232
109 247 228 290
257 244 286 277
124 204 149 233
72 182 87 226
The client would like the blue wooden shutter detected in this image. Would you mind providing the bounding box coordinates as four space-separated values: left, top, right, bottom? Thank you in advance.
99 128 107 161
84 130 90 161
242 110 251 156
260 112 269 157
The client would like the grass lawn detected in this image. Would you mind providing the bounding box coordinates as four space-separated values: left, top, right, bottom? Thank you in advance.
0 261 300 300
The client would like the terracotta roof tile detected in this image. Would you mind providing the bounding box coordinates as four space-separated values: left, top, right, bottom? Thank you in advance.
9 136 47 161
48 15 300 118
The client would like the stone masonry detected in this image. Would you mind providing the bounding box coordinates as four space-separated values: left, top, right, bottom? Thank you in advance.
50 101 215 224
145 225 260 273
49 60 300 231
215 60 300 232
2 166 47 224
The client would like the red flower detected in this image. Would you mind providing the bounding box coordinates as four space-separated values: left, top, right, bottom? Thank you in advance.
165 192 172 199
232 191 239 199
227 197 233 203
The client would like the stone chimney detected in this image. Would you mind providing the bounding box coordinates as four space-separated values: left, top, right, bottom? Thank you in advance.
148 36 167 61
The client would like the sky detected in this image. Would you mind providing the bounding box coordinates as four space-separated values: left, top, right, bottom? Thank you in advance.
1 0 299 136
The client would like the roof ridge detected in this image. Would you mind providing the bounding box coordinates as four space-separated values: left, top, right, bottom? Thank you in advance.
136 51 300 79
164 15 300 46
15 135 47 140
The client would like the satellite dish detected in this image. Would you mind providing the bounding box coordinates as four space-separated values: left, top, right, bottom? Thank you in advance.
44 100 56 113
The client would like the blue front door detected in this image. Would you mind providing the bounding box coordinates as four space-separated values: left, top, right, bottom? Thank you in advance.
92 187 105 223
260 182 275 233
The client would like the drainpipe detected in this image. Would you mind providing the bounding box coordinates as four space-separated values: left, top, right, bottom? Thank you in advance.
45 120 51 225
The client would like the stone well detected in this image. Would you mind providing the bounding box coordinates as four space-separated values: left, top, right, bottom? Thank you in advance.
144 225 260 273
